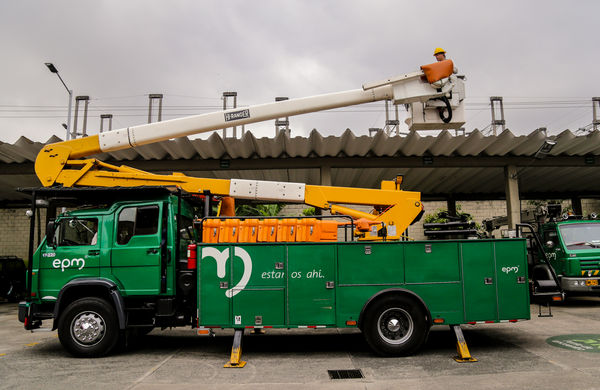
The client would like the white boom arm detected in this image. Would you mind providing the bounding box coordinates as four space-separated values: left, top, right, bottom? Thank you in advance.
98 69 455 153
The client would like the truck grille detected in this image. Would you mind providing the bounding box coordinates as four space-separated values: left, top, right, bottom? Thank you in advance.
580 260 600 270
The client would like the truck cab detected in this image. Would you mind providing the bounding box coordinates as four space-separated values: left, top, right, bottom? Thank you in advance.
539 219 600 294
20 187 200 356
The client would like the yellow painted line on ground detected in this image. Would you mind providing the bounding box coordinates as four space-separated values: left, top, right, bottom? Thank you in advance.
0 353 6 357
25 342 39 347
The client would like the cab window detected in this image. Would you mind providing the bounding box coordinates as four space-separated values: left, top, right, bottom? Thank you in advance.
117 205 159 245
53 218 98 246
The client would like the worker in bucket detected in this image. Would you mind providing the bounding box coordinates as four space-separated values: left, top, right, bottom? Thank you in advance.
433 47 457 74
433 47 447 62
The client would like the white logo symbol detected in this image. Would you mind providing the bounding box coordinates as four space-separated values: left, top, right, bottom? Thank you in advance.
502 266 519 274
201 247 252 298
52 258 85 272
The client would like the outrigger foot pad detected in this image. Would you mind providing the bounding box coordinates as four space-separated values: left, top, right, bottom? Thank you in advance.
224 328 247 368
451 325 478 363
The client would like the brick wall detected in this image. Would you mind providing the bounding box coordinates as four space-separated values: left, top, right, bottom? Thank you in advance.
0 208 46 264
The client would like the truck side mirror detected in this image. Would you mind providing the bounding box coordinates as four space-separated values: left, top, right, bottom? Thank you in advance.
46 220 57 248
545 240 555 249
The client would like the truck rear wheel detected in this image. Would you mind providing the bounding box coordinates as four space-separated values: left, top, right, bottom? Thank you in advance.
363 295 428 356
57 297 119 358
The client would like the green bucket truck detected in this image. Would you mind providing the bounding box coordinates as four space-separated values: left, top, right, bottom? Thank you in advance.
18 62 561 361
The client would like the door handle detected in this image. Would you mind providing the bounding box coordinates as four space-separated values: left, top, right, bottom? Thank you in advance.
147 248 159 255
88 250 100 256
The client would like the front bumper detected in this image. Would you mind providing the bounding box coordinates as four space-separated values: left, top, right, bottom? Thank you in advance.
560 277 600 293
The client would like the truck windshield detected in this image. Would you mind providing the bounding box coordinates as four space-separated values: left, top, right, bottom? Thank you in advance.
559 223 600 250
53 218 98 246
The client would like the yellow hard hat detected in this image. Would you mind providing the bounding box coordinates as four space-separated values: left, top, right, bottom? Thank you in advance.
433 47 446 56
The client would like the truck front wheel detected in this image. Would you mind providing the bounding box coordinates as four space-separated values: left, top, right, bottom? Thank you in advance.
363 295 428 356
57 297 119 358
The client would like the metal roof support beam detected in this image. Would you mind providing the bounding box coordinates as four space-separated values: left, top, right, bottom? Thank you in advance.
504 165 520 230
320 165 332 186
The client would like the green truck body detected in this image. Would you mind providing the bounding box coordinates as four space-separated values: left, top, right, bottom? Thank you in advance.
538 219 600 294
20 190 534 357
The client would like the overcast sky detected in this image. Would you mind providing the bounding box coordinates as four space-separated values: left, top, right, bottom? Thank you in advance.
1 0 598 144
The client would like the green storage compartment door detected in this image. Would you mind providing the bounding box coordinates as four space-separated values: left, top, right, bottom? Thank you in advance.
198 245 232 326
231 245 286 327
461 241 497 322
233 289 285 327
495 240 530 320
287 244 336 325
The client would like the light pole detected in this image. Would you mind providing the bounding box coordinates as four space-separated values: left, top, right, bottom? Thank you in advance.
45 63 73 141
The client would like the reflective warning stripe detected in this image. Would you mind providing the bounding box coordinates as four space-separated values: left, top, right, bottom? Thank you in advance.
244 326 273 329
580 270 600 276
467 320 519 325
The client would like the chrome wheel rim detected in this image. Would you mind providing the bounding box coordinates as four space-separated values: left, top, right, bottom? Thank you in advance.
70 311 106 347
377 307 413 345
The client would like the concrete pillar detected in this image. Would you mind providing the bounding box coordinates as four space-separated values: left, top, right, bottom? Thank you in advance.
572 197 583 216
447 198 457 217
504 165 520 230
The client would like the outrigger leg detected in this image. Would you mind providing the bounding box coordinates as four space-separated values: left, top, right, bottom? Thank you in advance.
451 325 477 363
224 328 247 368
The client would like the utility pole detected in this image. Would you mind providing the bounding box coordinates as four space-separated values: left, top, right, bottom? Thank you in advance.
593 97 600 131
275 97 290 136
148 94 163 123
100 114 113 132
72 96 90 138
490 96 506 136
384 100 400 135
222 92 238 138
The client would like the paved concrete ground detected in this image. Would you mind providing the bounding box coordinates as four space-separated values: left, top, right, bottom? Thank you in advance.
1 298 600 390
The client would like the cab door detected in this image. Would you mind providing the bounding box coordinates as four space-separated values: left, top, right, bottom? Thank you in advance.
111 203 163 295
38 217 100 299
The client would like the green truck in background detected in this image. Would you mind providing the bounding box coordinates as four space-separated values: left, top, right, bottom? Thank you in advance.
18 187 561 359
532 206 600 295
485 203 600 298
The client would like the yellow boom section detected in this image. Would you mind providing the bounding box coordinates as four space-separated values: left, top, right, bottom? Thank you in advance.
35 140 421 239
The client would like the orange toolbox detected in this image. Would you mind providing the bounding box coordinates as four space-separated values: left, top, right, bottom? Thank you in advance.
258 219 278 242
218 219 240 243
238 219 259 243
202 219 221 243
277 218 298 242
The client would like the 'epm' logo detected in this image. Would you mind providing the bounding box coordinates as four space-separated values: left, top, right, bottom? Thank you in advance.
224 109 250 122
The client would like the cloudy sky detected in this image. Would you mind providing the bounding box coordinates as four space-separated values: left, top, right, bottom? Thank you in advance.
1 0 598 144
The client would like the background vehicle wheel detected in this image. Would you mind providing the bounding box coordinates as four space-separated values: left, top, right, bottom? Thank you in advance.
58 297 119 357
363 295 429 356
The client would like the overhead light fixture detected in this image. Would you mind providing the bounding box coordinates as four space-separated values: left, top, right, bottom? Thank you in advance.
534 139 556 159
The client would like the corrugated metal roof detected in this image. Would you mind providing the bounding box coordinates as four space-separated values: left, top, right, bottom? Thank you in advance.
2 128 600 164
0 128 599 203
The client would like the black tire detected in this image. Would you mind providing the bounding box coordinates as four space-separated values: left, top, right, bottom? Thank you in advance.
57 297 119 358
362 295 429 356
